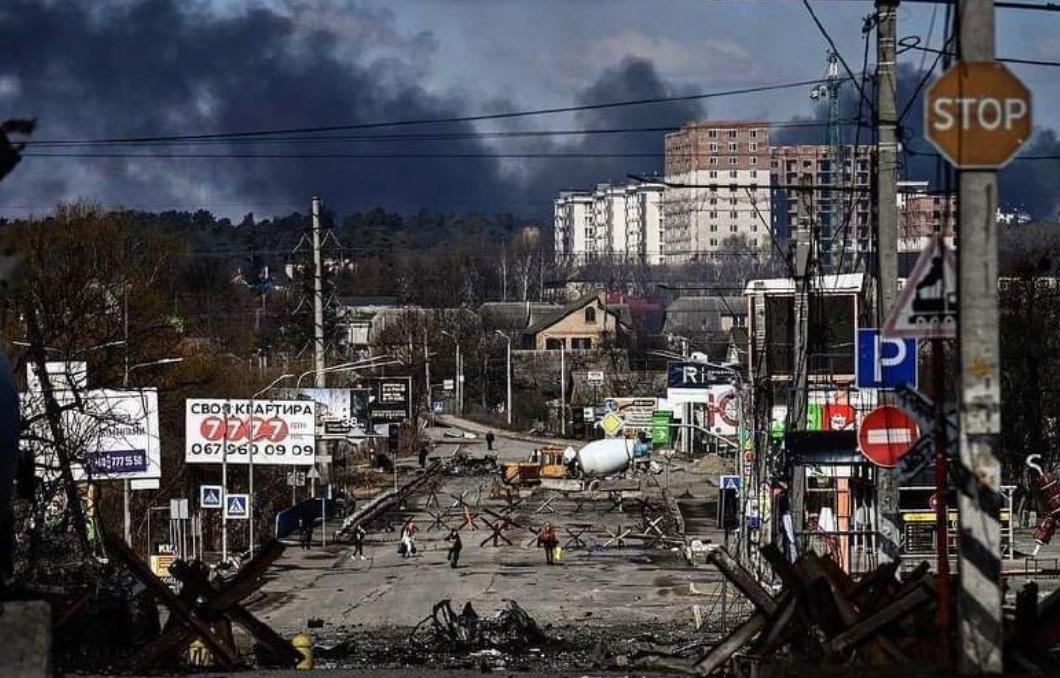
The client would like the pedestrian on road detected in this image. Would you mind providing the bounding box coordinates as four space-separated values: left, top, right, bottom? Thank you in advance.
485 432 495 451
538 523 558 565
400 518 419 558
299 515 314 551
445 529 463 568
351 523 367 561
418 444 429 468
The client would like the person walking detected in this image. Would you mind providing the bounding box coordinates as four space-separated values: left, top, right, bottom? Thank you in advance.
299 515 314 551
445 529 463 569
351 523 367 561
485 432 495 451
538 523 558 565
418 443 429 468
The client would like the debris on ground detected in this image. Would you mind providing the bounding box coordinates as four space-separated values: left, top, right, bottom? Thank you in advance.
416 599 546 654
445 450 498 477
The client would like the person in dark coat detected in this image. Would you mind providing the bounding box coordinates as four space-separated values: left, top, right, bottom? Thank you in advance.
351 523 367 561
299 515 314 551
418 444 429 468
485 432 495 451
445 529 463 568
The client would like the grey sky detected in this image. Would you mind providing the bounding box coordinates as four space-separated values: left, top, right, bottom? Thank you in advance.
1 0 1057 219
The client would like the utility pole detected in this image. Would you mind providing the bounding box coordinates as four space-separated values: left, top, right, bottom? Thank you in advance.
956 1 1004 672
875 0 903 571
789 174 813 545
560 343 566 437
424 335 432 426
311 196 325 388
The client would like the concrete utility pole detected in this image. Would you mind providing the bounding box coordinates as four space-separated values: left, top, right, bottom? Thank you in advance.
495 331 512 426
560 342 566 437
424 335 432 425
789 174 813 543
311 196 325 388
956 1 1004 672
875 0 903 570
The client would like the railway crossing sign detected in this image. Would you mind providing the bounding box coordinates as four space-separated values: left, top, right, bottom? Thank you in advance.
884 238 957 339
858 405 920 468
925 61 1031 168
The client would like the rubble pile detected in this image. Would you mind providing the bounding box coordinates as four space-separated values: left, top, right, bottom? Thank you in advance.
445 451 498 477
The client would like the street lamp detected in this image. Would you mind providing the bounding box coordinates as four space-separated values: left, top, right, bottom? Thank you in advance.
244 373 294 558
294 355 399 389
494 331 512 426
121 356 184 547
441 331 462 416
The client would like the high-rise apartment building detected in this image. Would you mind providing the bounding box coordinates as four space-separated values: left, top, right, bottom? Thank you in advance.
662 121 772 263
897 180 957 252
553 182 665 265
769 145 875 271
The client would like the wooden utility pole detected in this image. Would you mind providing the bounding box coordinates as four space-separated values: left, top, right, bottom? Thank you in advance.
875 0 902 569
955 0 1004 672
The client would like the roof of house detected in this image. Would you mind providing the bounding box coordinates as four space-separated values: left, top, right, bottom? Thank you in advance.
662 296 745 335
336 295 400 308
525 293 625 336
478 301 558 332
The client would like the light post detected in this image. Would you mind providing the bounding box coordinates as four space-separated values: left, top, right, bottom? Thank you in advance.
494 331 512 426
246 373 294 558
441 331 462 416
122 357 183 548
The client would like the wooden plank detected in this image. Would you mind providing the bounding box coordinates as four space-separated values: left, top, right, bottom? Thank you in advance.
827 581 933 654
226 604 301 667
102 533 240 669
751 592 799 656
706 547 777 615
693 612 767 675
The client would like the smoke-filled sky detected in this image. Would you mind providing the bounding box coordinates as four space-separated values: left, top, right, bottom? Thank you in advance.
1 0 1059 220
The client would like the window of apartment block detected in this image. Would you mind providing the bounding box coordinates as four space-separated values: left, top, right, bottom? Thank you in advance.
749 142 758 152
752 224 758 232
729 157 737 165
751 239 758 248
709 142 718 153
728 129 737 139
709 170 718 178
710 238 718 246
730 198 737 206
729 170 738 179
730 224 737 233
709 156 718 166
750 129 759 139
729 142 738 153
709 211 718 219
730 210 738 219
710 224 718 232
750 156 758 166
708 129 718 138
709 198 717 206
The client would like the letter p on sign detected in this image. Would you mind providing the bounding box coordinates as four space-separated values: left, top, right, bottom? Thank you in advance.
926 62 1031 169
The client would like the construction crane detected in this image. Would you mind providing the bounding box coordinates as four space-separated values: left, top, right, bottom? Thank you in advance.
809 51 844 271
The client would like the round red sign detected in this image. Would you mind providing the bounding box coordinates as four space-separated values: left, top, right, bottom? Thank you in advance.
858 405 920 468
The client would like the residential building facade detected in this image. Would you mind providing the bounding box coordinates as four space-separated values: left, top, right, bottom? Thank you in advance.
897 180 957 252
553 182 665 264
769 144 875 271
663 121 772 263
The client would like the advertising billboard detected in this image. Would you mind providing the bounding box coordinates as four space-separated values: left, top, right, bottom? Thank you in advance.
184 399 316 466
24 388 162 481
275 387 374 439
370 377 412 423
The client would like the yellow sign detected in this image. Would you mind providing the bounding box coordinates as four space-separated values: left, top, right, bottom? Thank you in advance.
601 412 624 437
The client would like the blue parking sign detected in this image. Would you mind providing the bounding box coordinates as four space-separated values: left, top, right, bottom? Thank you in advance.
856 329 917 389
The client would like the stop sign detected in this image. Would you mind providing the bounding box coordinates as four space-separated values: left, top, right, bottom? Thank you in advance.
858 405 920 468
925 61 1032 169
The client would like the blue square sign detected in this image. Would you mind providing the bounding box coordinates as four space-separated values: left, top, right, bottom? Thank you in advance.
856 329 917 389
225 493 249 519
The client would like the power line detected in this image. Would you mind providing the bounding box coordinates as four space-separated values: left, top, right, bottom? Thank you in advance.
802 0 877 120
900 40 1060 68
29 78 846 146
25 120 848 149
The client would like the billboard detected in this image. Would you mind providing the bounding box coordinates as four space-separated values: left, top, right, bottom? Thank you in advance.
24 388 162 481
370 377 412 423
184 399 316 466
275 387 374 439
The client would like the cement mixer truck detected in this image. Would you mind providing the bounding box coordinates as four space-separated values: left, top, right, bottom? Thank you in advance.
562 438 651 478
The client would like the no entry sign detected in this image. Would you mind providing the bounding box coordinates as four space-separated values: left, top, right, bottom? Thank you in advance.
925 61 1031 168
858 405 920 468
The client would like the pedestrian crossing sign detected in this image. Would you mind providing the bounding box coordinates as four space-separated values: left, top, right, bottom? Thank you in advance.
200 484 223 509
225 493 249 519
720 475 741 491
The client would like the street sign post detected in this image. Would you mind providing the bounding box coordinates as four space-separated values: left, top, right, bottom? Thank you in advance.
884 238 958 339
224 494 249 520
587 370 604 387
925 62 1032 169
856 329 917 389
199 485 223 510
600 411 624 437
858 405 920 468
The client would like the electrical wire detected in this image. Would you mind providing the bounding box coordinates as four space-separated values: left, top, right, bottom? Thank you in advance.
28 78 847 146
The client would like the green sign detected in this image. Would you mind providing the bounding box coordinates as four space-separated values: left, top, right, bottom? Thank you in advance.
651 411 673 446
